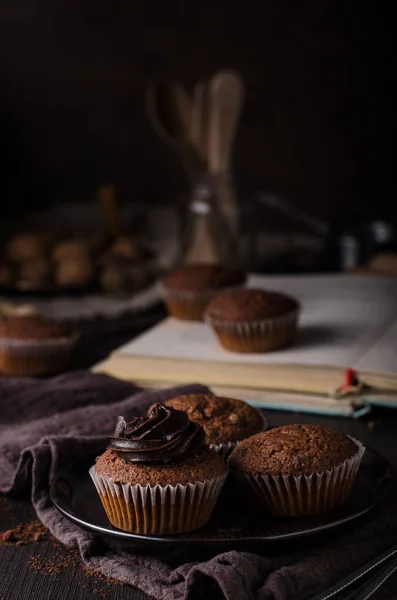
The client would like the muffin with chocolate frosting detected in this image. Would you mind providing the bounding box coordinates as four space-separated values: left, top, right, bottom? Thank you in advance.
161 263 246 321
165 394 265 456
0 315 78 376
229 424 365 516
204 288 300 353
90 404 228 535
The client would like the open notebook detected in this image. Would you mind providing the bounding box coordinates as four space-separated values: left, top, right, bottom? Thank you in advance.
94 274 397 416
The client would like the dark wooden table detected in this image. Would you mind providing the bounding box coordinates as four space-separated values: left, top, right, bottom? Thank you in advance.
1 305 397 600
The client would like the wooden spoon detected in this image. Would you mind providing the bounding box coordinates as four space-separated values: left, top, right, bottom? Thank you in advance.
190 79 209 167
97 184 120 237
207 70 245 174
146 82 203 181
207 70 245 236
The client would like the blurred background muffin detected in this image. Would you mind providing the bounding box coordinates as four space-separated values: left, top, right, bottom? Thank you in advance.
161 263 246 321
205 288 299 353
55 258 94 288
19 260 51 286
0 314 78 376
1 228 156 294
51 239 92 263
107 235 143 262
6 232 49 263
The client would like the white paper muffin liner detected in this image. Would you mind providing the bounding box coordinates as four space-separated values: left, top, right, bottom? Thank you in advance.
161 284 245 301
161 286 217 301
0 334 79 376
205 308 299 336
232 437 365 517
209 441 237 459
89 466 228 535
210 413 268 459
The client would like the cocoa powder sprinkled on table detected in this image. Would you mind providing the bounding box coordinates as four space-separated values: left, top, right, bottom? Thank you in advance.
0 521 48 546
29 549 80 575
29 546 124 596
0 510 123 595
368 419 383 431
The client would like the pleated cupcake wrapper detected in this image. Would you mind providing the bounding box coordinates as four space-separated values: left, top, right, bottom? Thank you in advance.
205 308 300 337
0 334 79 353
90 466 228 535
161 284 245 303
210 441 236 459
162 286 216 302
233 437 365 517
0 334 79 376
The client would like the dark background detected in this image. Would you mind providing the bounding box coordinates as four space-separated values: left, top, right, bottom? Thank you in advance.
0 0 394 224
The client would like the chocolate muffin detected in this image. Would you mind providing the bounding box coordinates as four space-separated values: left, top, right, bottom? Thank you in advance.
91 404 228 535
204 288 299 353
0 315 78 376
165 394 265 456
229 424 365 516
55 257 94 287
51 240 91 263
6 233 47 263
108 235 142 262
161 263 246 321
19 260 51 285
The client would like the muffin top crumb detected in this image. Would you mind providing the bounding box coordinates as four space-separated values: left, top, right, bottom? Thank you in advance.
205 288 299 322
165 394 264 444
162 264 246 292
0 315 74 340
95 446 226 486
228 424 359 476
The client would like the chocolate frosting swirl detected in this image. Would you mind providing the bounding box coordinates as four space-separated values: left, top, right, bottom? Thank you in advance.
107 403 205 464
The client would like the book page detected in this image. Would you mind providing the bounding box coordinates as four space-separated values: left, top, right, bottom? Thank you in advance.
354 316 397 375
117 274 397 374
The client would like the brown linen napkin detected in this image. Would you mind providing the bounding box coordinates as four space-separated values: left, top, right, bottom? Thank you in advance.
1 371 397 600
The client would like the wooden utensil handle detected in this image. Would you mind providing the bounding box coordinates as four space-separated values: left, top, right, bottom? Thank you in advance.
208 70 245 174
97 184 120 237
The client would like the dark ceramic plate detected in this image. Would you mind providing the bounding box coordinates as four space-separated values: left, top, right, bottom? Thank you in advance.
50 448 393 547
